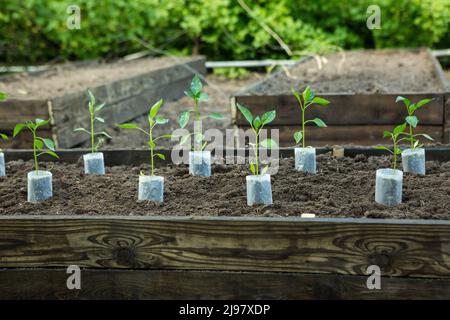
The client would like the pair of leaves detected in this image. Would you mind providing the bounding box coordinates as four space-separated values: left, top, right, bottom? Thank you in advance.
236 103 276 129
184 75 208 102
249 162 269 176
13 119 49 137
396 96 432 115
292 87 330 109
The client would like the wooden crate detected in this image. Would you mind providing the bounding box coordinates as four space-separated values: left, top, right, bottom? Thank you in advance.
0 57 206 148
233 49 450 146
0 148 449 300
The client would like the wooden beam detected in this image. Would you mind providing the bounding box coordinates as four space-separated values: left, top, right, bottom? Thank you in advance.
235 94 445 126
0 216 448 278
0 268 449 300
0 99 49 130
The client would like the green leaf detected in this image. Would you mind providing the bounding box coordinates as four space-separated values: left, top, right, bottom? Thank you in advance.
383 130 392 138
406 115 418 128
45 150 59 159
180 134 190 145
156 134 173 140
74 128 91 135
190 74 203 95
260 138 278 148
96 131 112 139
42 138 55 151
116 123 140 130
261 165 269 175
149 99 163 119
87 90 95 105
0 92 8 101
13 123 27 137
395 96 410 107
35 139 44 150
236 103 253 126
410 98 432 113
291 88 301 103
198 92 209 102
148 140 156 149
35 119 49 128
393 123 407 137
95 103 106 112
178 111 190 128
302 86 314 103
207 113 224 120
249 163 256 175
375 145 392 153
155 116 169 124
252 116 261 129
311 97 330 105
0 133 8 140
310 118 327 128
415 133 434 141
155 153 165 160
394 147 403 155
184 90 195 99
261 110 276 125
294 131 303 144
95 117 105 123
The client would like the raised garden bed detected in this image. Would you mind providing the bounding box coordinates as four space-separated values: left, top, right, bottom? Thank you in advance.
233 49 450 146
0 56 206 148
0 148 449 299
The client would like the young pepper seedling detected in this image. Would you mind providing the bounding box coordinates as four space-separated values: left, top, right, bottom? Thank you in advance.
236 103 277 175
116 99 172 176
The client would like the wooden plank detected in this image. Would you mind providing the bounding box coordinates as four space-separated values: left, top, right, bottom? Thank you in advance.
428 48 450 92
0 99 49 130
237 125 443 147
0 268 449 300
0 216 448 278
235 94 445 126
0 129 53 149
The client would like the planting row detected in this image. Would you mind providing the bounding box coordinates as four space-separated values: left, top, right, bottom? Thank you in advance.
0 76 436 207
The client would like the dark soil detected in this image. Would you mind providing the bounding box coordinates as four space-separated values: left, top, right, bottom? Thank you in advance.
244 49 446 95
1 154 449 219
0 56 199 99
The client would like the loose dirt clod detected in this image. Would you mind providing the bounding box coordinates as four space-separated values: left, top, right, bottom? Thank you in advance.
0 154 449 219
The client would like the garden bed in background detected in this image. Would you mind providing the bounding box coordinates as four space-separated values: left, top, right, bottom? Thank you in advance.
0 56 206 148
233 49 450 146
0 148 449 300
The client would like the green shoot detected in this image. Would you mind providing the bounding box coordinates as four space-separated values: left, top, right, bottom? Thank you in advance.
116 99 171 176
395 96 434 149
375 123 409 171
236 103 277 175
291 86 330 148
13 119 59 174
178 74 223 151
0 92 8 152
74 90 111 153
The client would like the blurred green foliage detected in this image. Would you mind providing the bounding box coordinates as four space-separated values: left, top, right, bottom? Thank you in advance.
0 0 449 64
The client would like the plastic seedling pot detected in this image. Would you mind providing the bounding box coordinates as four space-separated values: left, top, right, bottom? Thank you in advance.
189 151 211 177
246 174 273 206
83 152 105 175
0 152 5 177
28 171 52 203
402 148 425 175
375 168 403 206
295 147 316 174
138 175 164 202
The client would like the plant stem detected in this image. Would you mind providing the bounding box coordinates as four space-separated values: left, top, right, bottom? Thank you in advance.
91 109 95 153
149 128 154 176
32 129 38 175
255 130 259 175
195 99 200 152
302 107 305 148
409 124 413 149
393 139 397 171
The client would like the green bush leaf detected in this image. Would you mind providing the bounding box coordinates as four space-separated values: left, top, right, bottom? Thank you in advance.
383 130 392 138
95 117 105 123
393 123 407 137
35 118 49 128
415 133 434 141
198 92 209 102
155 153 165 160
178 111 190 128
42 138 55 151
74 128 91 135
311 97 330 105
261 110 276 125
252 116 262 129
310 118 327 128
293 131 303 144
291 88 301 104
184 90 195 99
35 139 44 150
155 116 169 124
260 138 278 148
190 74 202 95
375 145 392 153
410 98 432 113
45 150 59 159
236 103 253 126
95 103 106 112
395 96 410 107
405 115 418 128
0 92 8 101
13 123 27 137
208 113 224 120
249 163 256 175
0 133 8 140
302 86 314 103
150 99 163 118
96 131 112 139
116 123 140 130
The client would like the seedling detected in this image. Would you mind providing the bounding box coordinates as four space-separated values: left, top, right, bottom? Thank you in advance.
117 99 171 176
13 119 59 174
236 103 277 175
395 96 434 149
178 74 223 150
74 90 111 153
375 123 409 170
291 86 330 147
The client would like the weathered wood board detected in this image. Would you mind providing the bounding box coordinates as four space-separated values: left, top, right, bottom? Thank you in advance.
0 57 206 148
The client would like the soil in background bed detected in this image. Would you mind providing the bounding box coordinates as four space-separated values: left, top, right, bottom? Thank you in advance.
0 56 199 99
246 50 445 95
1 154 449 219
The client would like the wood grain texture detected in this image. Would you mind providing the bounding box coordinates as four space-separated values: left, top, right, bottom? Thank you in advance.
234 94 445 126
237 125 443 147
0 99 50 130
1 268 449 300
0 216 448 278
